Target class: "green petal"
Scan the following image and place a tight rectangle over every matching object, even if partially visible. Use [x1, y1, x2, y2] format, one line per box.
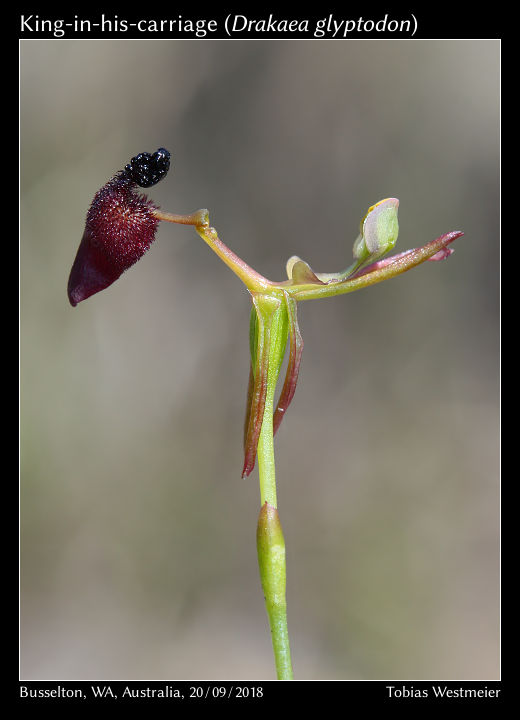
[354, 197, 399, 262]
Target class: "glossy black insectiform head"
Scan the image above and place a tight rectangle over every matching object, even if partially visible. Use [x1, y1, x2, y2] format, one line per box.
[123, 148, 171, 188]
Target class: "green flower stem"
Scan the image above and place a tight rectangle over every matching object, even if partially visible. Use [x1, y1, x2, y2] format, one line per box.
[257, 502, 293, 680]
[256, 354, 277, 507]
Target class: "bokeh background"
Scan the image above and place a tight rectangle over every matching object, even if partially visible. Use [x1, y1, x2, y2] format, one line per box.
[20, 40, 499, 680]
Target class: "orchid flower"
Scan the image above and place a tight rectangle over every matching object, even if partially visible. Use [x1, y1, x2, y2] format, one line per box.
[67, 149, 463, 680]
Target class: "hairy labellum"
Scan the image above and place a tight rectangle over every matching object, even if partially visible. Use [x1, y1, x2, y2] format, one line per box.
[67, 149, 172, 306]
[67, 173, 160, 306]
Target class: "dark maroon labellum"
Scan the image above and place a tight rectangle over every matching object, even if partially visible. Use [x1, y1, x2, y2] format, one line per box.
[67, 173, 160, 306]
[68, 149, 172, 306]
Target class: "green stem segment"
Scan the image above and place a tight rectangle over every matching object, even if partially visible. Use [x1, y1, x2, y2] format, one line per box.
[257, 502, 293, 680]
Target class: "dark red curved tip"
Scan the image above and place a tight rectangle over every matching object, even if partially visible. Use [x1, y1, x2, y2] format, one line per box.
[67, 227, 125, 306]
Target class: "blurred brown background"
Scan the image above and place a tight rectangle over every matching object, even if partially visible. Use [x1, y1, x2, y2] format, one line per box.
[20, 40, 499, 680]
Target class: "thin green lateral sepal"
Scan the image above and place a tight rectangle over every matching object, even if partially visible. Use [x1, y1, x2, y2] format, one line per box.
[273, 293, 303, 437]
[242, 295, 289, 478]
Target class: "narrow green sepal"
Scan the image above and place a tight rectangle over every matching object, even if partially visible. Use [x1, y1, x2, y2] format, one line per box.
[242, 295, 289, 477]
[273, 293, 303, 436]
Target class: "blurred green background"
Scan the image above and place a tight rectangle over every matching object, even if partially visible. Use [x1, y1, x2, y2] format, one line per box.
[20, 40, 499, 680]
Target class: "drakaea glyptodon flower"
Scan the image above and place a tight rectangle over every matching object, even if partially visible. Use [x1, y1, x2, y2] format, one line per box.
[67, 149, 463, 477]
[67, 149, 463, 681]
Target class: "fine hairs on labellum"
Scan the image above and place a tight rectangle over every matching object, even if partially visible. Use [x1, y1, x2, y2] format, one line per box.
[67, 148, 171, 306]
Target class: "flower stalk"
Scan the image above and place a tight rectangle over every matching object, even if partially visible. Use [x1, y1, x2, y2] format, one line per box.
[257, 502, 293, 680]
